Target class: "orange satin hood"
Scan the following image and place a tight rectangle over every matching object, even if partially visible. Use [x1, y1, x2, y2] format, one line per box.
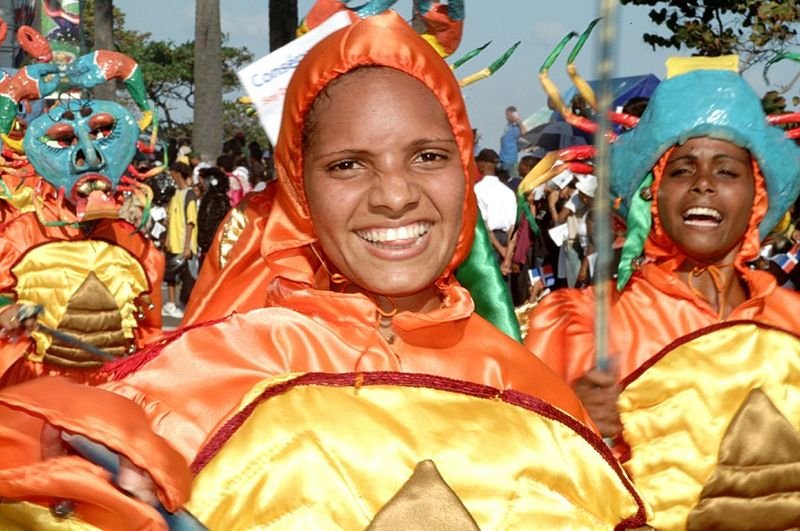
[644, 151, 768, 278]
[265, 11, 477, 290]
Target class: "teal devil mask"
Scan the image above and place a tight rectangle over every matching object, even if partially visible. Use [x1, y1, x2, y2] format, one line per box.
[23, 98, 139, 204]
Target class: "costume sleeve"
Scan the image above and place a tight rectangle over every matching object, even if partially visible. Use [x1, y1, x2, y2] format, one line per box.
[0, 377, 191, 530]
[524, 287, 596, 383]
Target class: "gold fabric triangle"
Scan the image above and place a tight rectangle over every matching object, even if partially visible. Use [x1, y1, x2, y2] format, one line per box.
[367, 460, 480, 531]
[687, 388, 800, 530]
[45, 272, 128, 366]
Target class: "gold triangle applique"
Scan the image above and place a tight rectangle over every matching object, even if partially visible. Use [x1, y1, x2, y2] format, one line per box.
[44, 272, 129, 366]
[366, 459, 480, 530]
[687, 388, 800, 530]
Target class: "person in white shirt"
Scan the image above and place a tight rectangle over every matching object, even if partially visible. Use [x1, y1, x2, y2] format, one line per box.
[474, 148, 518, 265]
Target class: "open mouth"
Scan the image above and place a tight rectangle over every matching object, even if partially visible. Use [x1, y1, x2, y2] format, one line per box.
[682, 206, 722, 227]
[357, 221, 432, 249]
[70, 174, 119, 220]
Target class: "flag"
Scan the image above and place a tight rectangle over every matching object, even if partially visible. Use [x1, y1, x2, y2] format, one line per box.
[771, 244, 800, 274]
[529, 265, 556, 287]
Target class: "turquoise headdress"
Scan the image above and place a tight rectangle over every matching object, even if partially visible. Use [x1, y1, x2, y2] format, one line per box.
[612, 68, 800, 289]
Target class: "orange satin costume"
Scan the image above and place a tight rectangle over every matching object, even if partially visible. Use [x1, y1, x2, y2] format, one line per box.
[181, 185, 276, 324]
[0, 12, 653, 530]
[0, 211, 164, 386]
[526, 158, 800, 384]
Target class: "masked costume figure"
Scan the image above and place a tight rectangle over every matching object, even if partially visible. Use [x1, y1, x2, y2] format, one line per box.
[0, 96, 163, 387]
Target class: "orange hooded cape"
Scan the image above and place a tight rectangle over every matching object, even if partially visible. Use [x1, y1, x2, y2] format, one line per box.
[526, 154, 800, 384]
[0, 13, 623, 530]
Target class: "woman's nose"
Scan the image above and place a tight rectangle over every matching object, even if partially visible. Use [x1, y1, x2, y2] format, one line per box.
[368, 170, 420, 213]
[690, 166, 716, 194]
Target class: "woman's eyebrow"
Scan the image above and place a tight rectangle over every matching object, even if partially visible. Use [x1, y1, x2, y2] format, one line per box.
[405, 138, 458, 149]
[666, 154, 697, 164]
[312, 148, 367, 159]
[712, 152, 750, 163]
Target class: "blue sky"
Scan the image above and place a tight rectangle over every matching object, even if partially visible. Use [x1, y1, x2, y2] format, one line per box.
[115, 1, 788, 151]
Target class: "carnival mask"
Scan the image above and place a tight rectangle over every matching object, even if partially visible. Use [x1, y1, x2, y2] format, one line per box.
[23, 98, 139, 219]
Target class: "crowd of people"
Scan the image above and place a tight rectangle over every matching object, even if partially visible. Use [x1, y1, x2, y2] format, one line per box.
[135, 136, 274, 319]
[0, 6, 799, 531]
[474, 92, 800, 312]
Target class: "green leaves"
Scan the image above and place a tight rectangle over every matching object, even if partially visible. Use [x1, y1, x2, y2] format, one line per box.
[620, 0, 800, 72]
[83, 0, 254, 134]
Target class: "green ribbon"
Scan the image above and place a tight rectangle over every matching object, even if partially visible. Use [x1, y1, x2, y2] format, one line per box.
[763, 51, 800, 85]
[616, 172, 654, 291]
[0, 295, 13, 307]
[567, 18, 601, 64]
[487, 41, 521, 75]
[456, 216, 522, 342]
[539, 31, 577, 73]
[517, 197, 541, 236]
[451, 41, 491, 70]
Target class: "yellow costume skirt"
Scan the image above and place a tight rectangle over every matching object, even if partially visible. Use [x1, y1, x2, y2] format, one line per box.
[618, 321, 800, 530]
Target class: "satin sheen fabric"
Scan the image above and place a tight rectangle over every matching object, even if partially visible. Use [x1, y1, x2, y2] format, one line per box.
[0, 12, 614, 529]
[187, 373, 647, 529]
[618, 322, 800, 530]
[0, 212, 164, 385]
[525, 144, 800, 529]
[526, 263, 800, 384]
[181, 187, 276, 325]
[525, 159, 800, 383]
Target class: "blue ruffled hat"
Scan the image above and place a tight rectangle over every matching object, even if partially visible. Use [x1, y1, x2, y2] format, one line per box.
[611, 69, 800, 240]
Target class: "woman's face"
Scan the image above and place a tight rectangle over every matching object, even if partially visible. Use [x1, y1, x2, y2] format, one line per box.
[304, 68, 465, 298]
[658, 137, 755, 264]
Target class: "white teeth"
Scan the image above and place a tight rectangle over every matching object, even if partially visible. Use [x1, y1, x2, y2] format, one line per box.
[684, 207, 722, 221]
[358, 222, 431, 243]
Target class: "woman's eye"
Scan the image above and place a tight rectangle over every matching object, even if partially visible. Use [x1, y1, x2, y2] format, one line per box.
[416, 151, 448, 163]
[669, 166, 691, 177]
[327, 160, 359, 172]
[717, 167, 739, 177]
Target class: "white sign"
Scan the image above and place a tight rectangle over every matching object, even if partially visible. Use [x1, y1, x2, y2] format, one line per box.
[237, 11, 353, 145]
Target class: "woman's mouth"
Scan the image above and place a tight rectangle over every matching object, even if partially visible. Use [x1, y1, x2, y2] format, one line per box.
[682, 206, 722, 227]
[357, 221, 432, 249]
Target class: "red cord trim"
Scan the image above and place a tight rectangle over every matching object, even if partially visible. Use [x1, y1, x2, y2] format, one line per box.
[620, 319, 800, 389]
[101, 316, 230, 380]
[190, 371, 648, 528]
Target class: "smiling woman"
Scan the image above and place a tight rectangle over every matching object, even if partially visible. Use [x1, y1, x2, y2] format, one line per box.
[304, 67, 465, 314]
[658, 137, 755, 267]
[0, 11, 650, 530]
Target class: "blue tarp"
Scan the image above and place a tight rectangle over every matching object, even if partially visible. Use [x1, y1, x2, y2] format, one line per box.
[562, 73, 661, 111]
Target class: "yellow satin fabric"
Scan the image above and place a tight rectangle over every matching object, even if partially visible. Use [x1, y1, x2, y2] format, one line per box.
[189, 375, 648, 530]
[0, 181, 34, 214]
[686, 388, 800, 530]
[618, 322, 800, 530]
[12, 240, 149, 357]
[526, 263, 800, 384]
[0, 502, 99, 530]
[217, 204, 247, 269]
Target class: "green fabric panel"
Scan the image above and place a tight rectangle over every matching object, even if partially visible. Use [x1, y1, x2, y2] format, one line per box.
[456, 216, 522, 343]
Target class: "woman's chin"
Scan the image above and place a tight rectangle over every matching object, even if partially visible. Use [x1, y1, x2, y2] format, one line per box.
[356, 275, 441, 308]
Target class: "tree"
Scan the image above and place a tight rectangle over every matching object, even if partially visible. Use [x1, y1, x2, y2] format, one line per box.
[92, 0, 116, 100]
[269, 0, 298, 51]
[81, 1, 254, 142]
[620, 0, 800, 72]
[193, 0, 224, 161]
